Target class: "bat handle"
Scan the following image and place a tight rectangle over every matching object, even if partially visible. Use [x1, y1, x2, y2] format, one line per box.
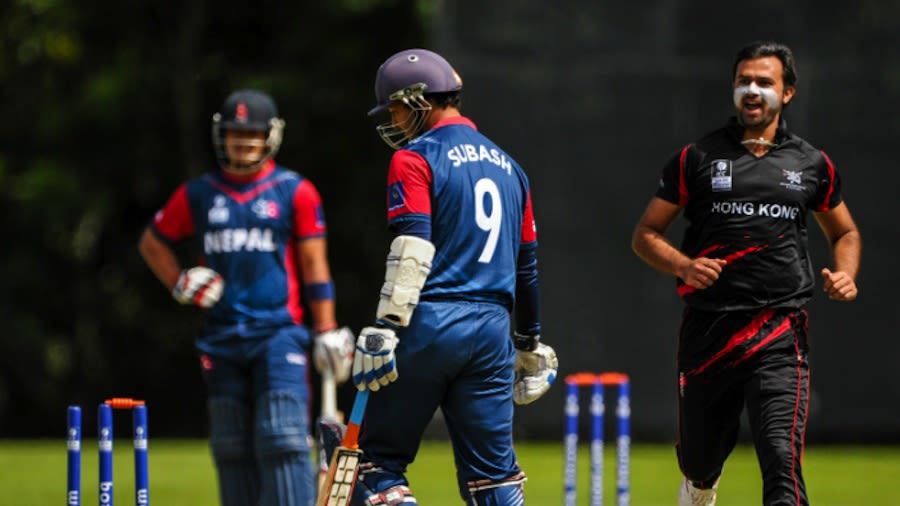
[342, 389, 369, 448]
[321, 370, 337, 420]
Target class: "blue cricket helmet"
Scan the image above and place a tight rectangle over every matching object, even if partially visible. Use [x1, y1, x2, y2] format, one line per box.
[217, 89, 280, 131]
[368, 49, 463, 116]
[211, 89, 285, 171]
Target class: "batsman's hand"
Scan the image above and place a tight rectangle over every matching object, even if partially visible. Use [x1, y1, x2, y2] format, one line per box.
[172, 266, 224, 308]
[512, 334, 558, 405]
[313, 326, 355, 383]
[352, 325, 399, 392]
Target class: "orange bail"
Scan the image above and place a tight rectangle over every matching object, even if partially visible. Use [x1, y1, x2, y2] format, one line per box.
[596, 372, 629, 385]
[564, 371, 629, 386]
[104, 398, 146, 409]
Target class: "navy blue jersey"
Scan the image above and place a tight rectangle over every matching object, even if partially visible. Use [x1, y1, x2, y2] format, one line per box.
[656, 118, 843, 311]
[385, 117, 537, 309]
[151, 160, 327, 325]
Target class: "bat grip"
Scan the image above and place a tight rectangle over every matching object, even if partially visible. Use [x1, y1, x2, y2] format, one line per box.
[342, 389, 370, 448]
[321, 370, 337, 420]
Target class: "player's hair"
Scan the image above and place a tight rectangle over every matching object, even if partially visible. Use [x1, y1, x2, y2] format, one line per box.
[732, 41, 798, 88]
[428, 91, 462, 110]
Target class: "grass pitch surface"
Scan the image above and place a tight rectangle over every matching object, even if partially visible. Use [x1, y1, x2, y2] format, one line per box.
[2, 439, 897, 504]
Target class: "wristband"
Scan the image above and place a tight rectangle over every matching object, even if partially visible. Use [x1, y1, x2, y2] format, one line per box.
[512, 332, 540, 352]
[303, 281, 335, 301]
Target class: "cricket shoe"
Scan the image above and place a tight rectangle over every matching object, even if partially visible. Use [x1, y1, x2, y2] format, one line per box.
[678, 477, 718, 506]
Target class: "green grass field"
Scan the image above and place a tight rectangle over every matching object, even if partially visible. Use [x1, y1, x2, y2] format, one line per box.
[2, 439, 898, 505]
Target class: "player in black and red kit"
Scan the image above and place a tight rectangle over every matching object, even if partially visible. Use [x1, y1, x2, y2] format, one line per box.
[632, 41, 861, 506]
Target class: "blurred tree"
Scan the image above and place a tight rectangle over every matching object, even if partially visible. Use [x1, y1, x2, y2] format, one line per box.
[0, 0, 430, 436]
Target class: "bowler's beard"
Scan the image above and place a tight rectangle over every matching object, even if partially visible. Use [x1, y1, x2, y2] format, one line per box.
[736, 104, 780, 131]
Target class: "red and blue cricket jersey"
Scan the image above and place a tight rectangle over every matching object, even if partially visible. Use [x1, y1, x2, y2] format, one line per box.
[357, 116, 540, 491]
[385, 116, 538, 310]
[150, 159, 326, 327]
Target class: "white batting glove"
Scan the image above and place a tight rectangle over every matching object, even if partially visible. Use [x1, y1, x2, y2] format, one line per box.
[352, 326, 399, 392]
[512, 334, 558, 405]
[172, 266, 224, 308]
[313, 326, 355, 384]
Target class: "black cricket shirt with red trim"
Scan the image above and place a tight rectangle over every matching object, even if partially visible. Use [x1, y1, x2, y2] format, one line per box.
[656, 117, 843, 312]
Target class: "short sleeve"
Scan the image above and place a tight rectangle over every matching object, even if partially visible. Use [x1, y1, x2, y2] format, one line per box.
[656, 144, 693, 206]
[813, 151, 843, 212]
[151, 184, 194, 242]
[292, 179, 327, 239]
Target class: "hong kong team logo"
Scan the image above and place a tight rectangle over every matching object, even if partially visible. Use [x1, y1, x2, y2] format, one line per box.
[783, 170, 801, 184]
[780, 169, 805, 191]
[710, 159, 733, 192]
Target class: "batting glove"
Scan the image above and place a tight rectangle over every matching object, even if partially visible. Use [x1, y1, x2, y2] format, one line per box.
[512, 334, 558, 405]
[172, 266, 224, 308]
[352, 324, 399, 392]
[313, 326, 355, 384]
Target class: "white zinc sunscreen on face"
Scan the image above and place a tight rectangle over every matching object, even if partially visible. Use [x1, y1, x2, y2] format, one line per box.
[734, 82, 779, 110]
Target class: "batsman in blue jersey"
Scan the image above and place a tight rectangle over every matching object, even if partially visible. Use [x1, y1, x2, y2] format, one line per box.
[337, 49, 558, 506]
[138, 89, 354, 506]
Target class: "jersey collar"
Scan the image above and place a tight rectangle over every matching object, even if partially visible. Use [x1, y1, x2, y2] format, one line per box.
[220, 158, 276, 183]
[725, 116, 789, 146]
[431, 116, 477, 131]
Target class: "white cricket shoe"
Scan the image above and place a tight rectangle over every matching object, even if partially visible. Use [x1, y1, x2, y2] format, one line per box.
[678, 478, 718, 506]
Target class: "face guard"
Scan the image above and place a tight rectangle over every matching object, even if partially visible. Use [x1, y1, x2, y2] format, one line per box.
[211, 115, 285, 172]
[211, 89, 285, 173]
[368, 49, 463, 150]
[375, 83, 432, 150]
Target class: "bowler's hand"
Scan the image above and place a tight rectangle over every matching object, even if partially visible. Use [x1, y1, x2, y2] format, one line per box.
[678, 257, 728, 289]
[821, 268, 858, 301]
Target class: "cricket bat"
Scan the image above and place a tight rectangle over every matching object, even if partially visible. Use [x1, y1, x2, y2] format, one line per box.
[316, 388, 370, 506]
[320, 369, 338, 422]
[317, 369, 342, 489]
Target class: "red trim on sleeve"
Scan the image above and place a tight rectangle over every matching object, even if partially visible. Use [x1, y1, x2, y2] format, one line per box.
[678, 144, 691, 207]
[817, 151, 837, 212]
[153, 184, 194, 241]
[387, 149, 433, 221]
[292, 179, 327, 239]
[284, 239, 303, 324]
[521, 190, 537, 243]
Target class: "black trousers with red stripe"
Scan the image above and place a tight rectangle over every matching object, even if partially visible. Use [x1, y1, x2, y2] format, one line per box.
[676, 307, 811, 506]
